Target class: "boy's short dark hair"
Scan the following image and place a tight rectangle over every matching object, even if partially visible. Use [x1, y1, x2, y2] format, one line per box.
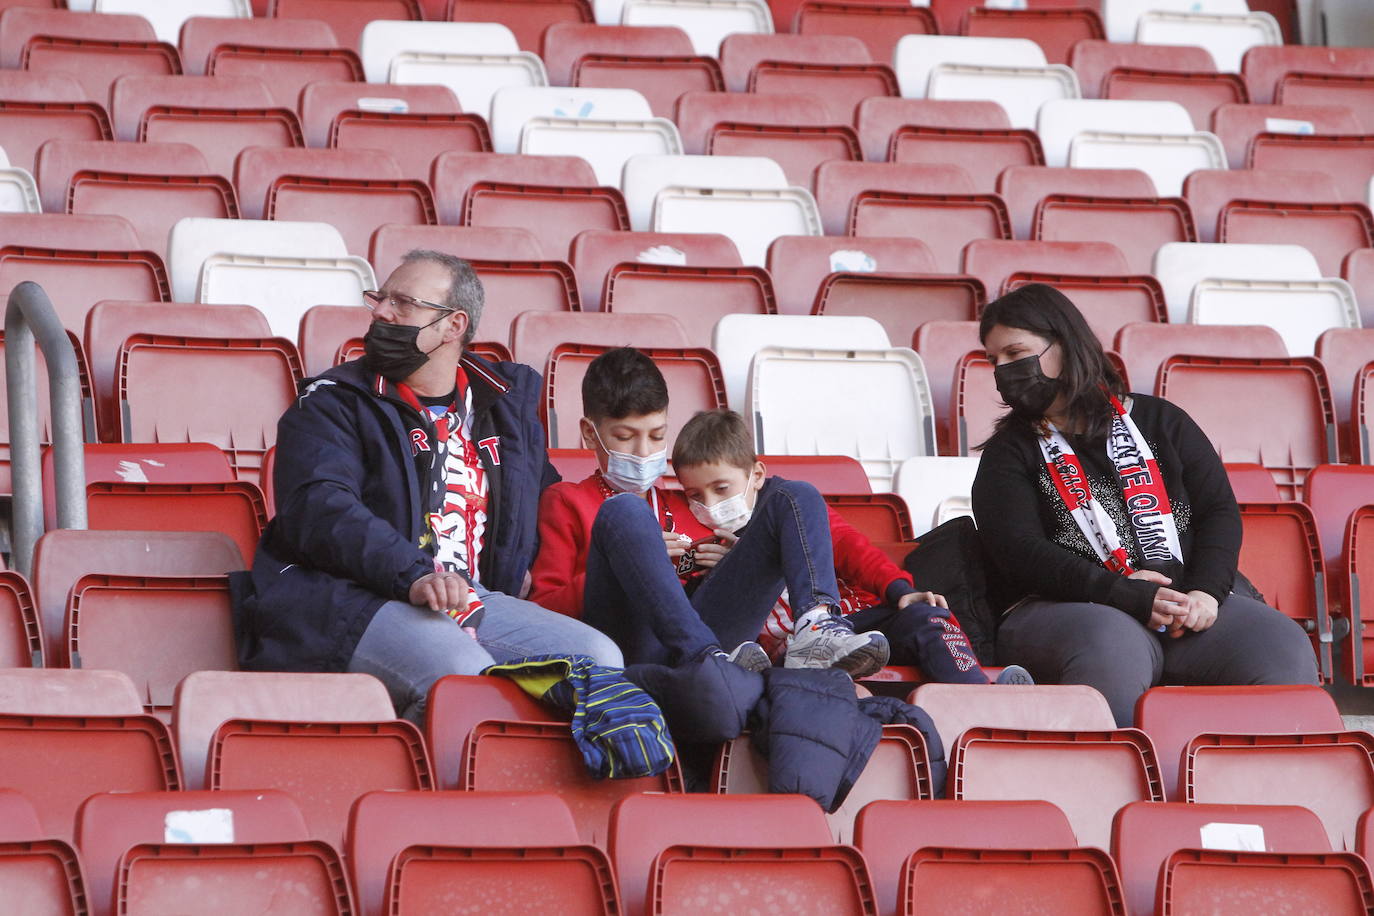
[581, 347, 669, 421]
[673, 409, 757, 471]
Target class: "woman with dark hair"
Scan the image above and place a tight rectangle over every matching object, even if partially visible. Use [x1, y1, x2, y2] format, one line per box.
[970, 283, 1318, 726]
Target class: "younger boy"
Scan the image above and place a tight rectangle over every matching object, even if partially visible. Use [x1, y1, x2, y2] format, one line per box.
[529, 348, 889, 675]
[674, 410, 1028, 685]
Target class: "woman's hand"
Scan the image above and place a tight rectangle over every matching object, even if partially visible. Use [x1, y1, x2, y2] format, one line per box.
[899, 590, 949, 610]
[1129, 569, 1190, 632]
[693, 529, 738, 569]
[1176, 590, 1220, 636]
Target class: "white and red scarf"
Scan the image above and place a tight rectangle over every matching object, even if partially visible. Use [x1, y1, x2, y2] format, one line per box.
[1038, 395, 1182, 575]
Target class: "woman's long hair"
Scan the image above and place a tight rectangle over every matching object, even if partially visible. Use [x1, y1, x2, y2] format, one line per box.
[978, 283, 1127, 443]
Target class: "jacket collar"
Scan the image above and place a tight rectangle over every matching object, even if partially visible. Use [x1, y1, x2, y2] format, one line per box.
[356, 351, 511, 413]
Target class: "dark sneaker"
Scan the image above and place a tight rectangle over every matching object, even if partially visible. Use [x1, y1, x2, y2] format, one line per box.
[784, 607, 890, 679]
[726, 641, 772, 672]
[995, 664, 1035, 685]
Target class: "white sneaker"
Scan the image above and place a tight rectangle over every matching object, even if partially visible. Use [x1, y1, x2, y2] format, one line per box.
[784, 607, 890, 678]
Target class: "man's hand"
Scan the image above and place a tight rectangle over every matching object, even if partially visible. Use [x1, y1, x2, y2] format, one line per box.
[694, 529, 738, 569]
[409, 570, 470, 614]
[663, 531, 688, 560]
[898, 590, 949, 610]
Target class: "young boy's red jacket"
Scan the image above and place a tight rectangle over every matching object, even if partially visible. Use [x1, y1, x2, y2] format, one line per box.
[528, 473, 917, 619]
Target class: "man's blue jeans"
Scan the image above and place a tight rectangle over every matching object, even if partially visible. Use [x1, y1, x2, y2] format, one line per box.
[582, 477, 841, 666]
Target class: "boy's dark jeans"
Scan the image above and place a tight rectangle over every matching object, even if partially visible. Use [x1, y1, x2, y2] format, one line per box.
[583, 477, 841, 666]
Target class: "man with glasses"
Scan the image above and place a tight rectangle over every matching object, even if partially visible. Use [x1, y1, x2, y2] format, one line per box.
[231, 249, 622, 723]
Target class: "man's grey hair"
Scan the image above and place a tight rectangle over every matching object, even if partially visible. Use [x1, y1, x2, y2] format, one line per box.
[402, 249, 484, 344]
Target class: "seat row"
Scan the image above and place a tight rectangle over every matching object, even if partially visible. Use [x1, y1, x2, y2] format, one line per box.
[0, 670, 1369, 915]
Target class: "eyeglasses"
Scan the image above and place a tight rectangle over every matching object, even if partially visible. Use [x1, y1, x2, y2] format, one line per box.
[362, 290, 454, 315]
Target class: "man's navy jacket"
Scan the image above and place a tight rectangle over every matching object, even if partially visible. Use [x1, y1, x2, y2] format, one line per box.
[230, 353, 558, 672]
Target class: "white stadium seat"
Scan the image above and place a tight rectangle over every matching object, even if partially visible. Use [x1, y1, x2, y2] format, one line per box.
[1190, 278, 1361, 357]
[712, 313, 890, 410]
[1152, 241, 1322, 325]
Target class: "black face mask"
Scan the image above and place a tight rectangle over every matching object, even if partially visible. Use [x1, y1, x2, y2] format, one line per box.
[993, 344, 1059, 418]
[362, 314, 448, 381]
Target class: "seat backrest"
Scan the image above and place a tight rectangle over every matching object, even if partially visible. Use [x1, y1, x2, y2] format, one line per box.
[1159, 847, 1374, 916]
[997, 164, 1155, 240]
[1113, 801, 1330, 916]
[893, 455, 981, 537]
[30, 529, 241, 674]
[1210, 102, 1361, 170]
[893, 33, 1046, 98]
[621, 152, 787, 232]
[173, 670, 397, 790]
[766, 234, 936, 316]
[673, 89, 826, 155]
[1225, 462, 1283, 501]
[1160, 356, 1334, 498]
[1243, 44, 1374, 104]
[1152, 241, 1321, 325]
[370, 224, 542, 283]
[541, 21, 692, 86]
[432, 149, 597, 219]
[358, 18, 511, 82]
[76, 789, 308, 916]
[0, 211, 138, 250]
[569, 228, 740, 311]
[0, 571, 40, 669]
[33, 138, 208, 214]
[297, 304, 370, 377]
[813, 159, 974, 237]
[0, 667, 142, 716]
[1238, 500, 1332, 679]
[348, 790, 580, 916]
[610, 793, 833, 916]
[856, 96, 1008, 164]
[1103, 0, 1249, 43]
[298, 79, 459, 148]
[911, 683, 1116, 753]
[509, 310, 689, 372]
[1135, 684, 1343, 802]
[855, 798, 1075, 916]
[179, 15, 338, 76]
[718, 32, 871, 92]
[424, 675, 564, 791]
[1037, 98, 1193, 167]
[108, 72, 274, 142]
[1183, 167, 1342, 243]
[0, 7, 155, 69]
[1069, 38, 1217, 99]
[1114, 321, 1286, 397]
[0, 246, 169, 335]
[167, 215, 348, 304]
[233, 145, 402, 220]
[961, 239, 1127, 300]
[1189, 277, 1360, 358]
[1306, 464, 1374, 574]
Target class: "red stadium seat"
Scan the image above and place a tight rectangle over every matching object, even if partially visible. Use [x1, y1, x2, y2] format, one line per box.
[813, 274, 982, 345]
[570, 228, 740, 311]
[370, 224, 544, 282]
[1184, 730, 1374, 851]
[0, 99, 111, 174]
[1345, 248, 1374, 330]
[1105, 69, 1247, 133]
[423, 675, 563, 790]
[108, 72, 275, 142]
[1159, 356, 1334, 500]
[33, 137, 209, 217]
[269, 0, 420, 52]
[0, 211, 136, 250]
[84, 301, 270, 443]
[349, 791, 598, 916]
[855, 799, 1075, 916]
[814, 160, 975, 236]
[997, 164, 1156, 241]
[544, 344, 726, 447]
[713, 725, 935, 844]
[1219, 200, 1373, 279]
[1005, 273, 1165, 350]
[0, 7, 153, 69]
[752, 60, 898, 125]
[1114, 322, 1287, 400]
[300, 80, 461, 147]
[604, 263, 776, 349]
[913, 320, 981, 456]
[674, 89, 827, 156]
[179, 15, 340, 76]
[330, 110, 490, 184]
[653, 844, 876, 916]
[1318, 328, 1374, 461]
[66, 171, 238, 267]
[77, 789, 309, 916]
[119, 841, 354, 916]
[23, 36, 180, 111]
[0, 789, 86, 915]
[1248, 133, 1374, 207]
[825, 492, 914, 542]
[1278, 72, 1374, 134]
[852, 192, 1011, 272]
[856, 96, 1009, 164]
[795, 0, 936, 65]
[611, 794, 834, 916]
[270, 175, 436, 259]
[1242, 45, 1374, 106]
[710, 123, 860, 188]
[232, 144, 402, 218]
[904, 847, 1126, 916]
[116, 333, 302, 485]
[450, 0, 592, 52]
[767, 234, 936, 316]
[718, 32, 872, 94]
[0, 571, 40, 669]
[928, 0, 1095, 36]
[961, 239, 1128, 300]
[1210, 103, 1361, 171]
[1346, 506, 1374, 685]
[207, 44, 362, 114]
[1158, 848, 1374, 916]
[964, 7, 1104, 65]
[1183, 168, 1342, 243]
[1238, 501, 1334, 680]
[950, 726, 1164, 849]
[909, 681, 1115, 754]
[509, 310, 689, 371]
[1134, 685, 1344, 802]
[468, 258, 581, 344]
[758, 454, 872, 494]
[1032, 194, 1195, 275]
[0, 246, 168, 335]
[1305, 464, 1374, 576]
[1113, 801, 1332, 916]
[298, 304, 370, 377]
[544, 22, 723, 119]
[889, 126, 1044, 193]
[1226, 463, 1282, 502]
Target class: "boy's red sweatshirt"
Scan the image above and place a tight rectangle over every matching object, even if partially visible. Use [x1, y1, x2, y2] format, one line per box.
[529, 473, 915, 619]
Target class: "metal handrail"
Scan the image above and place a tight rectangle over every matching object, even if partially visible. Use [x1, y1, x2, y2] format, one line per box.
[5, 281, 86, 577]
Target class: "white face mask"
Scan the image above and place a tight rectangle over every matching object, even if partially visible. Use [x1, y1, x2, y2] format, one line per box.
[594, 427, 667, 494]
[690, 489, 754, 533]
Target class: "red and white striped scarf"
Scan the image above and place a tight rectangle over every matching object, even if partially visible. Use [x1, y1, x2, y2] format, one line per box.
[1038, 395, 1182, 575]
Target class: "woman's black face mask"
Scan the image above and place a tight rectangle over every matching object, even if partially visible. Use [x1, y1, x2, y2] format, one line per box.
[993, 341, 1058, 418]
[362, 312, 449, 381]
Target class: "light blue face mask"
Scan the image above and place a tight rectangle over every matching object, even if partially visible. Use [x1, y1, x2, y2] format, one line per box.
[594, 427, 668, 493]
